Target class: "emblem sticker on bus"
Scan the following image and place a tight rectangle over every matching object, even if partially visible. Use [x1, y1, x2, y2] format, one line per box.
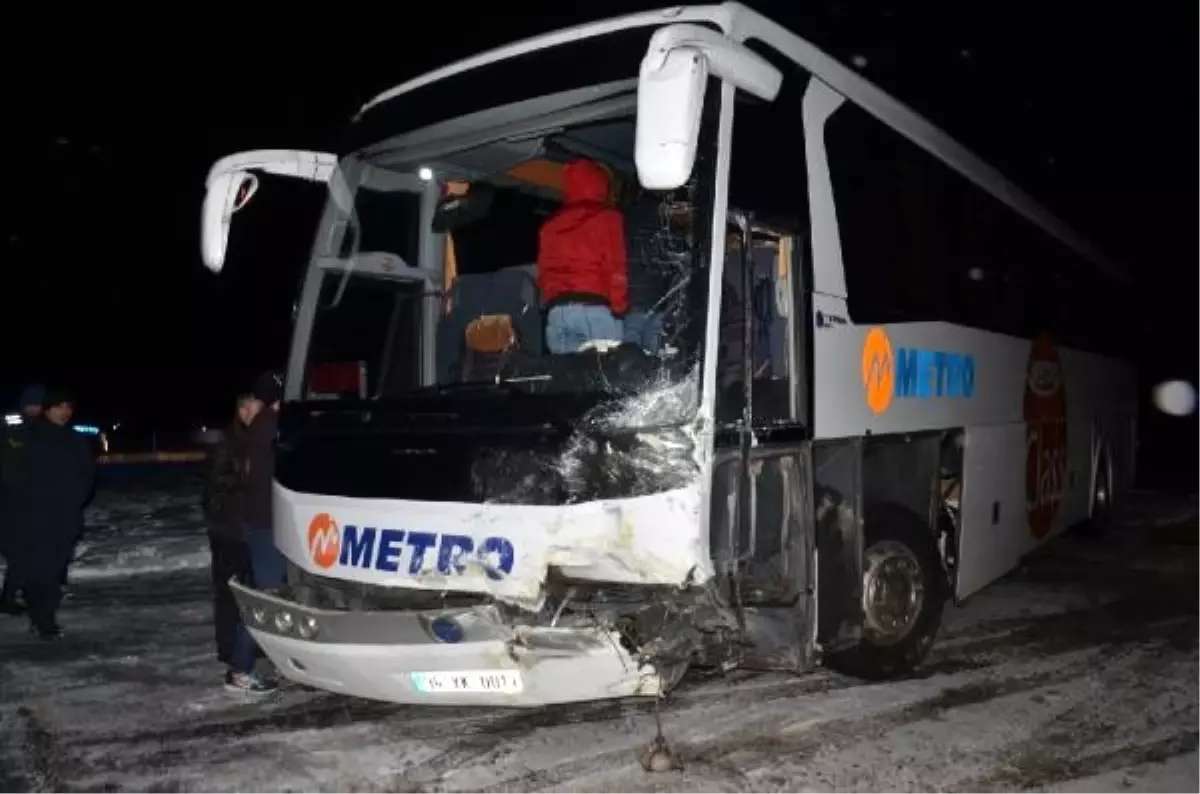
[1024, 334, 1068, 539]
[861, 327, 976, 415]
[306, 513, 517, 580]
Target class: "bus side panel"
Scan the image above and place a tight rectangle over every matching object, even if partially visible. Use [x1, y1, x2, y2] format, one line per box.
[956, 424, 1026, 600]
[812, 321, 1026, 441]
[814, 322, 1135, 601]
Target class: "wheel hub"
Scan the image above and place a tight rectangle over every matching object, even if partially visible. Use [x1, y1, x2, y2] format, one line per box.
[861, 541, 925, 645]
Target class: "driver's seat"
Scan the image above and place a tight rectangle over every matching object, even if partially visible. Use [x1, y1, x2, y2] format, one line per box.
[461, 314, 518, 382]
[438, 265, 542, 381]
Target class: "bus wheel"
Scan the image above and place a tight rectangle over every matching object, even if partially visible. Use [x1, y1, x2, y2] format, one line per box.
[1075, 454, 1112, 538]
[827, 504, 947, 681]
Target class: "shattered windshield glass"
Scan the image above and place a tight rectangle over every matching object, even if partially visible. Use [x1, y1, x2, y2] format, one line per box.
[301, 107, 719, 430]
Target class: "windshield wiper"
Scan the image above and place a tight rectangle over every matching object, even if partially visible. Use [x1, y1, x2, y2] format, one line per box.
[394, 378, 545, 399]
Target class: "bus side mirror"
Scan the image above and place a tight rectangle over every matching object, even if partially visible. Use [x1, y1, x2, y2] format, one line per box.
[636, 48, 709, 191]
[635, 24, 783, 191]
[201, 170, 259, 273]
[199, 149, 340, 274]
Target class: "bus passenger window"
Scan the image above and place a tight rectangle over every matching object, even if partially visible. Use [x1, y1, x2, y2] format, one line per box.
[717, 229, 748, 424]
[716, 226, 797, 426]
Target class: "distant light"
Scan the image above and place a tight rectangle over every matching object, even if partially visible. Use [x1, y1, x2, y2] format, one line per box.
[850, 54, 868, 69]
[1153, 380, 1197, 417]
[3, 414, 20, 426]
[967, 267, 985, 282]
[417, 167, 434, 182]
[73, 424, 100, 435]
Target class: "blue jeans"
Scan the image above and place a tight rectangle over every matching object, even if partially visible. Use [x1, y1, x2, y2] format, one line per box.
[230, 526, 288, 674]
[622, 310, 664, 353]
[545, 304, 623, 354]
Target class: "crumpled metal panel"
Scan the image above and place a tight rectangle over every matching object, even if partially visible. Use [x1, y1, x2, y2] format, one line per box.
[274, 369, 714, 611]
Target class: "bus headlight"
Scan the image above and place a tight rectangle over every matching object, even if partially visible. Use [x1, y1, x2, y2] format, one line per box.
[297, 615, 320, 640]
[274, 611, 295, 633]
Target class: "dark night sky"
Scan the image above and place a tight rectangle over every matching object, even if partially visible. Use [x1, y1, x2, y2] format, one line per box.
[2, 1, 1196, 433]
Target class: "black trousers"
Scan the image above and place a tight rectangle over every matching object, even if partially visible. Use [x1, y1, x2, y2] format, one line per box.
[208, 530, 252, 665]
[0, 522, 16, 606]
[13, 545, 72, 633]
[0, 554, 19, 606]
[2, 549, 73, 607]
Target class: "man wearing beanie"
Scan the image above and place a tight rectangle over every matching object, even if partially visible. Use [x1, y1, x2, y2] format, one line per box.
[225, 371, 284, 693]
[3, 389, 93, 639]
[0, 383, 48, 615]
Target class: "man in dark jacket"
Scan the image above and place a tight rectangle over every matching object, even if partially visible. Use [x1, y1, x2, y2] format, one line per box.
[4, 389, 94, 639]
[1, 384, 47, 615]
[226, 371, 285, 693]
[203, 394, 258, 666]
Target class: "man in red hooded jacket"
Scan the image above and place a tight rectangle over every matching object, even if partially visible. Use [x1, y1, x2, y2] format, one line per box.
[536, 159, 628, 354]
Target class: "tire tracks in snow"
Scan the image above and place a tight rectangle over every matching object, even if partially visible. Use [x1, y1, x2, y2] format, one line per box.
[6, 706, 67, 793]
[56, 583, 1191, 791]
[480, 588, 1195, 792]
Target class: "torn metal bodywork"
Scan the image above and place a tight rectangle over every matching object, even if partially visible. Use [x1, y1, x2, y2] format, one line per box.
[231, 580, 669, 706]
[246, 369, 785, 702]
[253, 313, 827, 704]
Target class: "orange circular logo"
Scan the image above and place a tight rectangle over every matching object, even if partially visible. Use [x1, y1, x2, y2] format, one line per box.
[308, 513, 341, 569]
[1024, 334, 1068, 540]
[862, 327, 895, 415]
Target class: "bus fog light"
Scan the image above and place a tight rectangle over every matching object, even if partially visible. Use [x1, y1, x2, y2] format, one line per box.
[274, 611, 295, 633]
[297, 615, 319, 639]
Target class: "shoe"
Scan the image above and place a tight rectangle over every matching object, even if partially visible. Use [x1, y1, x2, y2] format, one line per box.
[257, 659, 281, 684]
[28, 625, 63, 641]
[224, 670, 278, 694]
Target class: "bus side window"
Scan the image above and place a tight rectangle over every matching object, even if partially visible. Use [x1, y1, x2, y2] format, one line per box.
[828, 102, 1124, 357]
[748, 235, 796, 424]
[725, 48, 811, 429]
[716, 229, 748, 425]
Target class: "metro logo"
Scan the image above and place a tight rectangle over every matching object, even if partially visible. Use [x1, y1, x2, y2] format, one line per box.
[306, 516, 517, 581]
[862, 328, 895, 414]
[862, 327, 976, 415]
[308, 513, 341, 569]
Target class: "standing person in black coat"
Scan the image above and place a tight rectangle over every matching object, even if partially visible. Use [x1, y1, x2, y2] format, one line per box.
[1, 384, 47, 616]
[226, 371, 284, 694]
[202, 394, 259, 666]
[4, 390, 94, 640]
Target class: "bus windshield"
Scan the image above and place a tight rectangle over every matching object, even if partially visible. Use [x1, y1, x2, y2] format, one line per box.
[295, 89, 720, 429]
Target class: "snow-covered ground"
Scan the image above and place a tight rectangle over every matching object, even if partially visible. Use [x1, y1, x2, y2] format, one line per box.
[0, 469, 1195, 792]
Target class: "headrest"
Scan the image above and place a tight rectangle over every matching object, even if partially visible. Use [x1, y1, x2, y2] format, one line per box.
[465, 314, 515, 354]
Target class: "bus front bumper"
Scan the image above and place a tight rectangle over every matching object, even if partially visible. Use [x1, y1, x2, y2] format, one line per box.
[229, 580, 665, 707]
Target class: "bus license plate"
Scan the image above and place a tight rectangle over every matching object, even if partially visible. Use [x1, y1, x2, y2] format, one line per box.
[411, 670, 524, 694]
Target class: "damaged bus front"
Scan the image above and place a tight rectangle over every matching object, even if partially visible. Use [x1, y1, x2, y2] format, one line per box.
[200, 12, 802, 706]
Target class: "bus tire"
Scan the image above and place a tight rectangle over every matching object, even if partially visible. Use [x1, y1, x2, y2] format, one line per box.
[826, 503, 947, 681]
[1074, 453, 1113, 539]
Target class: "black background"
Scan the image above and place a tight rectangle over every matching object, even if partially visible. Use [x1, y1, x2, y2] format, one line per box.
[1, 1, 1194, 482]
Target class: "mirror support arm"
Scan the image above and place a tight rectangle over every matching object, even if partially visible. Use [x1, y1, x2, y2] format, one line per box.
[642, 24, 782, 102]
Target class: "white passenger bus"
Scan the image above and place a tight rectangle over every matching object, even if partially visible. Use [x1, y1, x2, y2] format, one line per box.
[200, 2, 1135, 706]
